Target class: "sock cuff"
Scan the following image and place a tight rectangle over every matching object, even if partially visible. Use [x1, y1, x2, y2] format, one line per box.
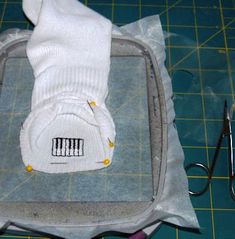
[31, 66, 109, 109]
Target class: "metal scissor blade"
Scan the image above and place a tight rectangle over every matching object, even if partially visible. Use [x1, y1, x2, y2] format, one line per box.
[223, 100, 235, 200]
[223, 100, 231, 136]
[210, 101, 232, 179]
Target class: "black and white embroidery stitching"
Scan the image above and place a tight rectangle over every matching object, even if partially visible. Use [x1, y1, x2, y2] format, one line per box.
[52, 138, 84, 157]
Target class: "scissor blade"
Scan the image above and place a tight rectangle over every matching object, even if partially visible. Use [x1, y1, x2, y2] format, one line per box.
[223, 100, 231, 136]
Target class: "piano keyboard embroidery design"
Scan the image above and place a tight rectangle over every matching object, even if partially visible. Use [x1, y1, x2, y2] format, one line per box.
[52, 138, 84, 157]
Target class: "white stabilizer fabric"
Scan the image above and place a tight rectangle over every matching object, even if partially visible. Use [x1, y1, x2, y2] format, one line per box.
[20, 0, 115, 173]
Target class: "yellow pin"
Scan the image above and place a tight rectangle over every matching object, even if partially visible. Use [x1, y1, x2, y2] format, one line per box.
[89, 101, 97, 107]
[26, 165, 33, 172]
[108, 139, 115, 148]
[103, 159, 110, 166]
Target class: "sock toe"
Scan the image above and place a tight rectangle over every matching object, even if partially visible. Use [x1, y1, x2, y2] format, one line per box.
[20, 102, 114, 173]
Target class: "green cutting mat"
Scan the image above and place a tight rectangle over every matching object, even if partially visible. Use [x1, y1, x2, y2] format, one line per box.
[0, 0, 235, 238]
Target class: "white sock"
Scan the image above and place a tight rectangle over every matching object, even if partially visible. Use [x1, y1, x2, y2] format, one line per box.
[20, 0, 115, 173]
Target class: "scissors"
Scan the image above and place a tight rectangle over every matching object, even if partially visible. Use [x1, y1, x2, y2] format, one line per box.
[185, 100, 235, 201]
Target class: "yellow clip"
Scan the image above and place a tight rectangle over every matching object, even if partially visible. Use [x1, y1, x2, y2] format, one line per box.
[103, 159, 110, 166]
[108, 139, 115, 148]
[26, 165, 33, 172]
[89, 101, 97, 107]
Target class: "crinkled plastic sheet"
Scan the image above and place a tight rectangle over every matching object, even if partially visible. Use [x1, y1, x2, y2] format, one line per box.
[164, 27, 235, 200]
[0, 16, 200, 238]
[165, 30, 235, 147]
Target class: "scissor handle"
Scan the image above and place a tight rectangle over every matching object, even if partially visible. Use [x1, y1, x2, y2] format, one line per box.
[185, 163, 211, 196]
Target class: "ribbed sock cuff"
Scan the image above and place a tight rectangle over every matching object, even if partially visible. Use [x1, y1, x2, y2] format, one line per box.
[31, 66, 109, 108]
